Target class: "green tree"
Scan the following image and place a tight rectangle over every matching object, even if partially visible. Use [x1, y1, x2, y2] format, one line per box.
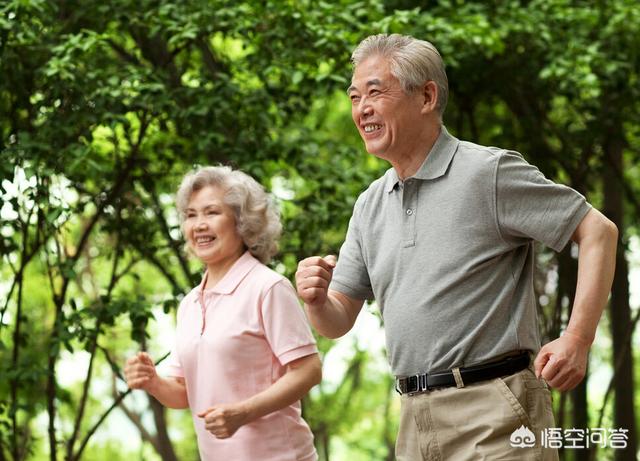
[2, 1, 639, 460]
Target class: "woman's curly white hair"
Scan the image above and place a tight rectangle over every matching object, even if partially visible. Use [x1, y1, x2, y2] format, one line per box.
[176, 166, 282, 264]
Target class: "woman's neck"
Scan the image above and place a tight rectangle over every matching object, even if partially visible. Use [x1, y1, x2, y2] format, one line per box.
[203, 249, 246, 290]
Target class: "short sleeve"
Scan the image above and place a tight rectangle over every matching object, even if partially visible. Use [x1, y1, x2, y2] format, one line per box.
[163, 345, 184, 378]
[496, 151, 592, 252]
[330, 194, 374, 300]
[261, 279, 318, 366]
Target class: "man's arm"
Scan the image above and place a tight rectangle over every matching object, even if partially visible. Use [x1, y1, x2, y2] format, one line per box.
[295, 256, 365, 338]
[534, 208, 618, 391]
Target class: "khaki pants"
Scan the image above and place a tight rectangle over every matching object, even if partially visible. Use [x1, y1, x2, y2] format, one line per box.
[395, 367, 559, 461]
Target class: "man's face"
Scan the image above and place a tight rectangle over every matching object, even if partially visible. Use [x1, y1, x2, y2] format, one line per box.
[348, 55, 426, 161]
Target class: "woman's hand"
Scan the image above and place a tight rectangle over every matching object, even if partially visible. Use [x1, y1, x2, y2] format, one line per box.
[124, 352, 158, 391]
[198, 402, 250, 439]
[123, 352, 189, 409]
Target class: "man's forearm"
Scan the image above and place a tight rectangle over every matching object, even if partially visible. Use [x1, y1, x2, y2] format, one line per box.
[566, 217, 618, 343]
[305, 291, 363, 339]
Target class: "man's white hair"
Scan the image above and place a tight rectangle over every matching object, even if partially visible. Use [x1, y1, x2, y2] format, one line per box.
[351, 34, 449, 117]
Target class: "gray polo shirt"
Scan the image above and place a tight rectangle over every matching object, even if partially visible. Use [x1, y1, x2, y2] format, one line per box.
[330, 126, 591, 377]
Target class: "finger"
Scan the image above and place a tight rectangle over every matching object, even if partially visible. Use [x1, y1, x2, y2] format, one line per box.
[299, 276, 330, 290]
[323, 255, 337, 267]
[139, 352, 154, 365]
[546, 369, 568, 389]
[300, 265, 333, 282]
[562, 375, 584, 392]
[299, 256, 335, 272]
[134, 368, 155, 380]
[197, 409, 212, 418]
[127, 364, 156, 377]
[540, 355, 560, 381]
[127, 372, 153, 385]
[126, 355, 141, 366]
[548, 372, 572, 391]
[206, 419, 223, 432]
[554, 365, 585, 391]
[534, 350, 551, 378]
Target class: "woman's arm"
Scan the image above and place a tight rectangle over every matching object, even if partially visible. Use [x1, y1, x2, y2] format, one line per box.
[198, 353, 322, 438]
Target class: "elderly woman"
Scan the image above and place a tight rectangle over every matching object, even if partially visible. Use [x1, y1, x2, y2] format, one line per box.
[124, 166, 321, 461]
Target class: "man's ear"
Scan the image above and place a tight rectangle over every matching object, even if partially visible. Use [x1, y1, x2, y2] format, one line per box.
[420, 81, 439, 115]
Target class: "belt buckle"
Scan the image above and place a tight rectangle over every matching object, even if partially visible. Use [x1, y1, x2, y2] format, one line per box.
[420, 374, 429, 392]
[407, 374, 429, 396]
[395, 378, 403, 395]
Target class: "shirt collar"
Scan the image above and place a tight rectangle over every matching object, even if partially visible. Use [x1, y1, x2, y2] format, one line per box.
[194, 251, 259, 299]
[384, 125, 459, 193]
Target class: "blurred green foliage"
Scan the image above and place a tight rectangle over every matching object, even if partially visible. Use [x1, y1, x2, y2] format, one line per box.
[1, 1, 639, 460]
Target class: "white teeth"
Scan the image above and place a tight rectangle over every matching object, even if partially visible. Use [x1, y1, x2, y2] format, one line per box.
[196, 236, 214, 243]
[364, 124, 382, 133]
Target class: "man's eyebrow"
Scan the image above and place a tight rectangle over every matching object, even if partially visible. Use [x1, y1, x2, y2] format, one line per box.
[347, 79, 382, 94]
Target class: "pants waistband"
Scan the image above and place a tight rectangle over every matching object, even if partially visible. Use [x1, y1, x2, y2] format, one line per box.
[396, 352, 530, 395]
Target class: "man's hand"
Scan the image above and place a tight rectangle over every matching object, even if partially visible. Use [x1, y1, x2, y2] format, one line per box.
[534, 331, 591, 391]
[198, 403, 250, 439]
[295, 255, 336, 309]
[124, 352, 159, 391]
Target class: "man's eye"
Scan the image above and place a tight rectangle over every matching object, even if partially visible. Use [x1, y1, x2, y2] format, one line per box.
[370, 89, 380, 96]
[350, 95, 360, 103]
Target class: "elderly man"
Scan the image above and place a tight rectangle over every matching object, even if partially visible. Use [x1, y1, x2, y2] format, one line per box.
[295, 34, 618, 460]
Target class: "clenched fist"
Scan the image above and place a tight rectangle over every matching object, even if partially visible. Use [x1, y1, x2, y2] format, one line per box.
[295, 255, 336, 309]
[198, 403, 250, 439]
[124, 351, 158, 391]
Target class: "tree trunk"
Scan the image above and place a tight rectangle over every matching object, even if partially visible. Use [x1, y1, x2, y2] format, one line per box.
[603, 130, 637, 461]
[572, 377, 589, 461]
[149, 398, 179, 461]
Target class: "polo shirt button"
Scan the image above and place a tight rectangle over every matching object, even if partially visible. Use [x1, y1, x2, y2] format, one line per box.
[406, 208, 413, 216]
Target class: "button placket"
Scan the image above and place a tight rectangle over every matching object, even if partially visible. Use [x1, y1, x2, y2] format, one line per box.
[402, 180, 417, 247]
[198, 291, 207, 335]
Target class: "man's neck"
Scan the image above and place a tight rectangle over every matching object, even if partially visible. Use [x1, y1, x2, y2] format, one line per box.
[390, 123, 442, 180]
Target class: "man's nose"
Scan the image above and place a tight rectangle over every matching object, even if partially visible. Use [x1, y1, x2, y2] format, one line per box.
[358, 98, 373, 117]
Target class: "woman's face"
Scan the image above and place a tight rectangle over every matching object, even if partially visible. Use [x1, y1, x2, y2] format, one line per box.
[183, 185, 245, 269]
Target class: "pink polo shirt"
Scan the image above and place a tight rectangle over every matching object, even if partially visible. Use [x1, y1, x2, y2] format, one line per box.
[165, 252, 318, 461]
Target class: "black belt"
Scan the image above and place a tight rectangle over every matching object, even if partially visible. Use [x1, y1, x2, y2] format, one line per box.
[396, 352, 530, 395]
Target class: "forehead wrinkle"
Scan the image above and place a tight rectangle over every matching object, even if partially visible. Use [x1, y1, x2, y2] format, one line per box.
[348, 78, 384, 94]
